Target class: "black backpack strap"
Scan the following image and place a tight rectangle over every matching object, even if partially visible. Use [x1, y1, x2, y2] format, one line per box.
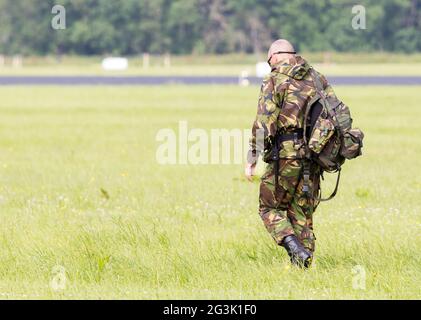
[317, 167, 341, 202]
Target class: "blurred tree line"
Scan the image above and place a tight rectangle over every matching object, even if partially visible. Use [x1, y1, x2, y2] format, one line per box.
[0, 0, 419, 55]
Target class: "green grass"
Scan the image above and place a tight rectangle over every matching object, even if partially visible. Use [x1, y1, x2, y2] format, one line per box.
[0, 85, 420, 299]
[1, 53, 421, 76]
[2, 63, 421, 77]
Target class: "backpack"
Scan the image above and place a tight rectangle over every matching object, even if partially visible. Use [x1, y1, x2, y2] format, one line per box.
[303, 69, 364, 201]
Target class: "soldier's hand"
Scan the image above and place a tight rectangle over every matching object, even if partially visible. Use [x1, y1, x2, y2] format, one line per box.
[245, 162, 256, 182]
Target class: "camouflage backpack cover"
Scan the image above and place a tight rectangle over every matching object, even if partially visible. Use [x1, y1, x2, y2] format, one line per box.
[303, 69, 364, 200]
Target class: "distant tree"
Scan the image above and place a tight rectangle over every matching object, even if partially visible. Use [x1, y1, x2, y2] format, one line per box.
[0, 0, 419, 55]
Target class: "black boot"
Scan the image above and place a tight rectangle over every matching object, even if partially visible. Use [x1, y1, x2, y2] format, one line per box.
[281, 235, 313, 268]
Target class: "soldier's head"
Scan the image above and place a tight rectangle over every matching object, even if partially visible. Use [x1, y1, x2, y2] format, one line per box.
[267, 39, 296, 66]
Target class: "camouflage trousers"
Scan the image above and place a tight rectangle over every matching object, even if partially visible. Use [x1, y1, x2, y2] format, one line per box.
[259, 159, 320, 252]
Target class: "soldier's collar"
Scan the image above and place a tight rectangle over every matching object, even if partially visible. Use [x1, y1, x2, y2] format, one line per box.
[270, 56, 300, 71]
[271, 60, 289, 71]
[271, 55, 306, 72]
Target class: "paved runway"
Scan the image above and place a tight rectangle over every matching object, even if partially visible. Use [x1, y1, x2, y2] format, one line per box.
[0, 75, 420, 86]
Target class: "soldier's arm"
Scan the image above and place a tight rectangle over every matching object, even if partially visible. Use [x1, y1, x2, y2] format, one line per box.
[247, 77, 284, 165]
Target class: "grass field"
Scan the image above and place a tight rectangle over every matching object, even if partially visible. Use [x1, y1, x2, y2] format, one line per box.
[1, 53, 421, 76]
[2, 63, 421, 77]
[0, 85, 420, 299]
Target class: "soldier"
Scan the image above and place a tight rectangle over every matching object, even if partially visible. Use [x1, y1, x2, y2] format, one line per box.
[245, 39, 337, 268]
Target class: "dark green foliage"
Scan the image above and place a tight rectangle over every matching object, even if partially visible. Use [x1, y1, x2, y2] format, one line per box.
[0, 0, 419, 55]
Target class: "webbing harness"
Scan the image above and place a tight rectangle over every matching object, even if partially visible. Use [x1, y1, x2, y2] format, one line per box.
[271, 69, 342, 205]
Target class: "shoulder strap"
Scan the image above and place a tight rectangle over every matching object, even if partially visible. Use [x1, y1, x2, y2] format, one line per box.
[310, 68, 341, 129]
[310, 68, 324, 93]
[302, 68, 324, 147]
[303, 93, 321, 146]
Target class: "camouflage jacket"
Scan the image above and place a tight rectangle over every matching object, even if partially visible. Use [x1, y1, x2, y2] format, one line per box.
[247, 55, 336, 164]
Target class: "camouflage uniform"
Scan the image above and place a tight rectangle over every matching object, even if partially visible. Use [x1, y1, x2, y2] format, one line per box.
[248, 56, 336, 252]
